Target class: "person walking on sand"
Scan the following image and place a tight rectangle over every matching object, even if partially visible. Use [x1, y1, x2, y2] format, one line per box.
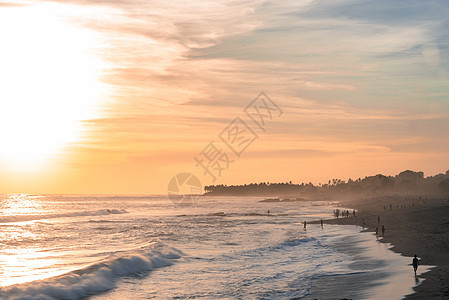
[303, 220, 307, 229]
[320, 219, 324, 228]
[381, 225, 385, 237]
[412, 255, 419, 276]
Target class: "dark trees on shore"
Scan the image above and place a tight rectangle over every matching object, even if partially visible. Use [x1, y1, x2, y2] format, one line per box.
[204, 170, 449, 197]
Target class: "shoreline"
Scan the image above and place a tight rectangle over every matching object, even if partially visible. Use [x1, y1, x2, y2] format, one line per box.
[312, 195, 449, 299]
[300, 224, 429, 300]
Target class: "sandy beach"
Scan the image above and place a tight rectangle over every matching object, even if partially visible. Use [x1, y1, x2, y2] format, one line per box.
[318, 195, 449, 299]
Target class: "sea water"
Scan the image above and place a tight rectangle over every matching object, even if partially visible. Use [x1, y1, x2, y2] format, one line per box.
[0, 195, 425, 299]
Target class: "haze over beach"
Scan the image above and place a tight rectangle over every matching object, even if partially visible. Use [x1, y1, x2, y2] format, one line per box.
[1, 0, 449, 299]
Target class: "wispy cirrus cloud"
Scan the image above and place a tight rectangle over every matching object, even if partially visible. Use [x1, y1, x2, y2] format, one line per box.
[3, 0, 449, 192]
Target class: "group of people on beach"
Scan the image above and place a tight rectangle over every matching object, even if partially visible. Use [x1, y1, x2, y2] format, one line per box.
[383, 203, 417, 210]
[333, 209, 355, 218]
[374, 225, 385, 237]
[302, 210, 420, 277]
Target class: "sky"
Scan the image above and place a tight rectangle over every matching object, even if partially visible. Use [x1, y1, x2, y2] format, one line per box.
[0, 0, 449, 194]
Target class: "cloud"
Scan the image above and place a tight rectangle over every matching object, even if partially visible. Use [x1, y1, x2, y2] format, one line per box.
[0, 1, 26, 6]
[421, 43, 441, 68]
[5, 0, 448, 192]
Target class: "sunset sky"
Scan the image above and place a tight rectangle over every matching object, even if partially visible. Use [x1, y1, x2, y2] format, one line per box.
[1, 0, 449, 194]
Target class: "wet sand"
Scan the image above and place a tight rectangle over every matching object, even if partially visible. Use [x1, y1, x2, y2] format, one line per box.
[302, 225, 432, 300]
[318, 195, 449, 299]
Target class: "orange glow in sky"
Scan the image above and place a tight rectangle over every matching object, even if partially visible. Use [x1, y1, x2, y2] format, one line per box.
[0, 0, 449, 194]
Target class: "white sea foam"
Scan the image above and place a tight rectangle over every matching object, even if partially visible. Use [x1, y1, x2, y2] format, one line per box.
[0, 209, 128, 223]
[0, 195, 425, 299]
[0, 241, 182, 300]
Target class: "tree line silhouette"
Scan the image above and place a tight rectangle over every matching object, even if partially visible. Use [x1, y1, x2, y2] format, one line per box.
[204, 170, 449, 197]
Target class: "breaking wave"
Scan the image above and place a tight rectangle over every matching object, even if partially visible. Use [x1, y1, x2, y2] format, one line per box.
[0, 209, 128, 223]
[0, 241, 183, 300]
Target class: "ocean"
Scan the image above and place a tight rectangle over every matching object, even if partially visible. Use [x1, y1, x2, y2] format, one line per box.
[0, 194, 422, 299]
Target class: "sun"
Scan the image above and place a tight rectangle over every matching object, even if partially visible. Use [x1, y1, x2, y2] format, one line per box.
[0, 3, 108, 169]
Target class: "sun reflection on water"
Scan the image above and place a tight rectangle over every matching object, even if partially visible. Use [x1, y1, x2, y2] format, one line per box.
[0, 194, 64, 286]
[0, 248, 63, 286]
[0, 194, 45, 217]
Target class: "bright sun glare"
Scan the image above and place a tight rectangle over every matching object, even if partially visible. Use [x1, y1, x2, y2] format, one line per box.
[0, 3, 107, 169]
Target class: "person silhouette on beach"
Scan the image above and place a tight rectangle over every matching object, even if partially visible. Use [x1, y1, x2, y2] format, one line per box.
[381, 225, 385, 237]
[304, 221, 307, 230]
[413, 255, 419, 276]
[320, 219, 323, 228]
